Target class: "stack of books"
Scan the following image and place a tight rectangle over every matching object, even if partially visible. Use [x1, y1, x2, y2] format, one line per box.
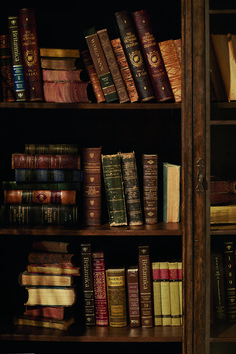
[14, 240, 80, 330]
[0, 143, 82, 226]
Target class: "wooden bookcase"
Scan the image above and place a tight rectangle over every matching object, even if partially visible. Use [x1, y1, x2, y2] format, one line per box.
[0, 0, 193, 353]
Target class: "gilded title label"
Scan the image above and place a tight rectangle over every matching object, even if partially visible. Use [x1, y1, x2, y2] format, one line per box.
[129, 50, 143, 68]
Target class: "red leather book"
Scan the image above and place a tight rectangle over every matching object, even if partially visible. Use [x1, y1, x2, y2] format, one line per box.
[12, 154, 81, 169]
[142, 154, 158, 224]
[24, 305, 73, 320]
[0, 34, 15, 102]
[126, 266, 141, 327]
[4, 190, 76, 205]
[19, 8, 43, 101]
[132, 9, 174, 102]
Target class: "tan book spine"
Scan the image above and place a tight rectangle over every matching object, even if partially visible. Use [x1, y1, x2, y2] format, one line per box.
[168, 262, 181, 326]
[160, 262, 171, 326]
[152, 262, 162, 326]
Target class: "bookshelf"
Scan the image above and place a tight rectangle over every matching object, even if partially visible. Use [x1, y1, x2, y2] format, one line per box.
[0, 0, 192, 353]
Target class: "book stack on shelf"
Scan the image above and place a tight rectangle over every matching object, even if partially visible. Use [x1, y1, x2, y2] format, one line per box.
[0, 143, 82, 226]
[14, 240, 80, 330]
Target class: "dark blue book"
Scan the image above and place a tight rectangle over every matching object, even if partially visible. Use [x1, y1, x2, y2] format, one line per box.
[15, 169, 83, 183]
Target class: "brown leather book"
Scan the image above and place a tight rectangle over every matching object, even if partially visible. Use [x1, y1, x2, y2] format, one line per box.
[19, 8, 43, 101]
[0, 35, 15, 102]
[4, 190, 76, 205]
[142, 154, 158, 224]
[127, 266, 141, 327]
[12, 154, 81, 169]
[132, 9, 174, 102]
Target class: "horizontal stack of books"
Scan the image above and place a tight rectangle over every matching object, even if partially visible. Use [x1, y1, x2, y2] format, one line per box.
[0, 143, 82, 226]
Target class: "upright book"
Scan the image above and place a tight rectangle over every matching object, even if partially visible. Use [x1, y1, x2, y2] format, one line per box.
[163, 163, 181, 223]
[142, 154, 158, 224]
[126, 266, 141, 327]
[0, 34, 15, 102]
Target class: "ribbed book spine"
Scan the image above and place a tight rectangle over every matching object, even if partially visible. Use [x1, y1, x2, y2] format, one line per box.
[126, 266, 141, 327]
[142, 154, 158, 224]
[4, 190, 76, 204]
[25, 144, 79, 155]
[0, 34, 15, 102]
[120, 151, 143, 225]
[12, 154, 81, 169]
[101, 154, 127, 226]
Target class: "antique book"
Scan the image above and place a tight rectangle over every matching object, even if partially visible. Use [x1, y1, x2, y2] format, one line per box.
[0, 34, 15, 102]
[178, 262, 183, 325]
[142, 154, 158, 224]
[111, 38, 139, 103]
[25, 144, 79, 155]
[24, 287, 76, 306]
[126, 266, 141, 327]
[210, 38, 228, 102]
[81, 50, 105, 103]
[210, 205, 236, 224]
[19, 271, 74, 287]
[114, 10, 155, 102]
[163, 163, 181, 223]
[92, 251, 108, 326]
[159, 39, 182, 103]
[14, 169, 83, 183]
[40, 57, 80, 70]
[97, 29, 129, 103]
[211, 253, 226, 322]
[160, 261, 171, 326]
[138, 246, 153, 327]
[120, 151, 143, 225]
[4, 190, 76, 205]
[168, 262, 181, 326]
[32, 240, 71, 253]
[26, 264, 80, 276]
[83, 147, 102, 226]
[27, 251, 77, 266]
[84, 26, 118, 103]
[24, 305, 73, 320]
[152, 262, 162, 326]
[101, 154, 127, 226]
[211, 180, 236, 205]
[12, 154, 81, 169]
[19, 8, 43, 101]
[132, 9, 174, 102]
[43, 81, 91, 103]
[80, 244, 96, 326]
[42, 69, 84, 82]
[39, 48, 80, 58]
[14, 314, 75, 330]
[8, 16, 26, 101]
[2, 181, 81, 191]
[106, 268, 127, 327]
[224, 241, 236, 322]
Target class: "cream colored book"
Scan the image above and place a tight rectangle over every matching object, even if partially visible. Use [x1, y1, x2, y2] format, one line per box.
[152, 262, 162, 326]
[160, 262, 171, 326]
[169, 262, 181, 326]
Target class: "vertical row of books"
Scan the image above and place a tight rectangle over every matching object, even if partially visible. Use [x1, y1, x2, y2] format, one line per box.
[80, 244, 182, 328]
[0, 7, 181, 104]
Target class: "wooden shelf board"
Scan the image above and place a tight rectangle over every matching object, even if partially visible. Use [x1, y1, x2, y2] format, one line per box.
[0, 222, 182, 236]
[211, 323, 236, 342]
[0, 325, 182, 342]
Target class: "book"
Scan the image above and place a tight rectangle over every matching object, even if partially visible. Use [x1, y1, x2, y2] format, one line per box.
[92, 251, 108, 326]
[168, 262, 181, 326]
[19, 271, 74, 287]
[114, 10, 155, 102]
[142, 154, 158, 224]
[211, 180, 236, 205]
[101, 154, 127, 226]
[12, 154, 81, 169]
[160, 261, 171, 326]
[210, 205, 236, 224]
[24, 287, 76, 306]
[14, 314, 75, 330]
[152, 262, 162, 326]
[0, 34, 15, 102]
[211, 253, 226, 322]
[126, 266, 141, 327]
[15, 169, 83, 183]
[26, 264, 80, 276]
[177, 262, 183, 325]
[40, 48, 80, 58]
[43, 81, 91, 103]
[32, 240, 72, 253]
[40, 57, 80, 70]
[42, 68, 84, 82]
[84, 26, 118, 103]
[27, 252, 77, 266]
[97, 29, 129, 103]
[2, 181, 81, 191]
[8, 16, 26, 101]
[163, 163, 181, 223]
[138, 245, 153, 327]
[19, 8, 43, 101]
[80, 244, 96, 326]
[4, 190, 76, 205]
[24, 305, 73, 320]
[106, 268, 127, 327]
[132, 9, 174, 102]
[25, 143, 79, 155]
[120, 151, 143, 225]
[224, 241, 236, 322]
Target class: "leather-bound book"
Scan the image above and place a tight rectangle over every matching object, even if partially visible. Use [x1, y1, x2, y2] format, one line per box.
[4, 190, 76, 205]
[84, 27, 118, 103]
[211, 253, 226, 322]
[224, 241, 236, 322]
[0, 35, 15, 102]
[19, 8, 43, 101]
[14, 169, 83, 183]
[12, 154, 81, 169]
[8, 16, 26, 101]
[138, 245, 153, 327]
[114, 10, 155, 102]
[142, 154, 158, 224]
[97, 29, 129, 103]
[126, 266, 141, 327]
[25, 144, 79, 155]
[132, 9, 174, 102]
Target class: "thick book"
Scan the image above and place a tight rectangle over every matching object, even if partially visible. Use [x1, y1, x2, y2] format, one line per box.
[19, 8, 43, 101]
[25, 143, 79, 155]
[24, 305, 73, 320]
[224, 241, 236, 322]
[19, 271, 74, 287]
[80, 244, 96, 326]
[211, 180, 236, 205]
[211, 253, 227, 322]
[14, 314, 75, 330]
[32, 240, 71, 253]
[101, 154, 127, 226]
[84, 26, 118, 103]
[12, 154, 81, 169]
[142, 154, 158, 224]
[97, 29, 129, 103]
[27, 251, 77, 266]
[15, 169, 82, 183]
[160, 261, 171, 326]
[152, 262, 162, 326]
[8, 16, 26, 101]
[163, 163, 181, 223]
[0, 34, 15, 102]
[43, 81, 91, 103]
[106, 268, 127, 327]
[120, 151, 143, 225]
[126, 266, 141, 327]
[42, 68, 84, 82]
[24, 287, 76, 306]
[138, 245, 153, 327]
[26, 264, 80, 276]
[132, 9, 174, 102]
[2, 181, 81, 191]
[39, 48, 80, 58]
[4, 190, 76, 205]
[40, 57, 80, 70]
[210, 205, 236, 224]
[168, 262, 181, 326]
[114, 10, 155, 102]
[92, 251, 108, 326]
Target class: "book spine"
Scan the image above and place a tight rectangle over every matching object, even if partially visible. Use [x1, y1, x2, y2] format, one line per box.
[152, 262, 162, 326]
[159, 39, 182, 103]
[106, 268, 127, 327]
[101, 154, 127, 226]
[177, 262, 183, 325]
[168, 262, 181, 326]
[160, 261, 171, 325]
[28, 251, 75, 265]
[81, 50, 106, 103]
[84, 26, 118, 103]
[42, 68, 84, 82]
[138, 245, 153, 327]
[132, 9, 174, 102]
[25, 144, 79, 155]
[92, 252, 108, 326]
[211, 253, 226, 322]
[142, 154, 158, 224]
[12, 154, 81, 169]
[120, 151, 143, 225]
[126, 267, 141, 327]
[8, 16, 26, 101]
[3, 181, 81, 191]
[111, 38, 139, 103]
[97, 29, 129, 103]
[43, 81, 90, 103]
[83, 147, 102, 226]
[163, 163, 181, 223]
[114, 10, 155, 102]
[211, 181, 236, 194]
[80, 244, 96, 326]
[0, 34, 15, 102]
[24, 305, 73, 320]
[224, 241, 236, 322]
[19, 8, 43, 101]
[15, 169, 83, 183]
[4, 190, 76, 204]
